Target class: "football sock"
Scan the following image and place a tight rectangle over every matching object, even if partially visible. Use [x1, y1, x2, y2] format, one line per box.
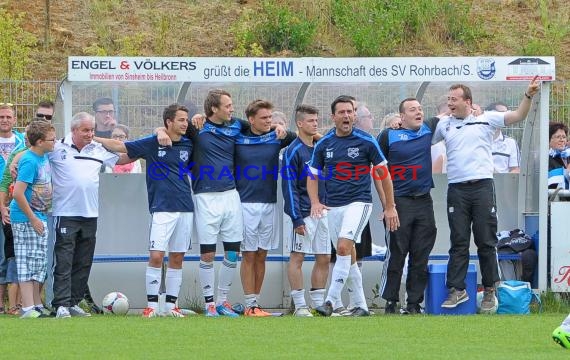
[326, 254, 350, 305]
[346, 273, 355, 309]
[165, 268, 182, 310]
[245, 294, 257, 309]
[199, 261, 215, 303]
[216, 257, 236, 305]
[329, 262, 344, 309]
[309, 288, 325, 308]
[291, 289, 306, 310]
[349, 262, 368, 311]
[146, 266, 161, 309]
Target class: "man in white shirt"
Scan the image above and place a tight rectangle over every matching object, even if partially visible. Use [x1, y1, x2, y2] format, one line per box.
[49, 112, 119, 318]
[432, 77, 539, 312]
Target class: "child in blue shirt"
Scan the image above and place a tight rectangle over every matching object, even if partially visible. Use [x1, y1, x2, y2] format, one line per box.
[10, 120, 55, 318]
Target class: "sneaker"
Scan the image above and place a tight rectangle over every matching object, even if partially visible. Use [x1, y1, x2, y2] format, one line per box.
[142, 307, 158, 318]
[69, 305, 92, 317]
[90, 303, 104, 315]
[403, 304, 424, 315]
[331, 306, 352, 317]
[384, 301, 397, 314]
[293, 307, 313, 317]
[441, 288, 469, 309]
[7, 306, 21, 316]
[244, 306, 272, 317]
[351, 307, 370, 317]
[35, 307, 52, 317]
[56, 306, 71, 319]
[480, 287, 497, 313]
[179, 308, 197, 316]
[216, 301, 239, 318]
[165, 307, 185, 318]
[20, 309, 42, 318]
[205, 303, 220, 317]
[315, 300, 333, 317]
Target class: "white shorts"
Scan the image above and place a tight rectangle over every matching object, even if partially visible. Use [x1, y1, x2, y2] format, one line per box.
[241, 203, 278, 251]
[194, 189, 243, 245]
[288, 215, 330, 255]
[328, 202, 372, 244]
[149, 212, 193, 253]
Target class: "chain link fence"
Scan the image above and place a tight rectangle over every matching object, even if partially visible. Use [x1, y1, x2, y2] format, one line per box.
[1, 79, 568, 139]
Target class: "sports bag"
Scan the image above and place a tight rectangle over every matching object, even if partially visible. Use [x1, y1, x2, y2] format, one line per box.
[496, 280, 541, 314]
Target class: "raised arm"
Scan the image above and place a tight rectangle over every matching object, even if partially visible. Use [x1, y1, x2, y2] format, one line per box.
[504, 76, 540, 126]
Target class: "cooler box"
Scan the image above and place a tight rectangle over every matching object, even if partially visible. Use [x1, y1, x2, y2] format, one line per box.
[425, 263, 477, 315]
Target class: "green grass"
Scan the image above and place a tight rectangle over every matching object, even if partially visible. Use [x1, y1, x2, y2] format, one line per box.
[1, 314, 569, 359]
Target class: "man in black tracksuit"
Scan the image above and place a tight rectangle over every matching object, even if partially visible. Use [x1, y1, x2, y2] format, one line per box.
[377, 98, 437, 314]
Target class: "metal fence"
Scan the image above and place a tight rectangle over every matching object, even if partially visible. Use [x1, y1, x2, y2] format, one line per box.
[1, 79, 568, 137]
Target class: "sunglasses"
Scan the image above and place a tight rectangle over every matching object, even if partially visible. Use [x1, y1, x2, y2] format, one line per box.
[36, 113, 53, 120]
[0, 102, 14, 107]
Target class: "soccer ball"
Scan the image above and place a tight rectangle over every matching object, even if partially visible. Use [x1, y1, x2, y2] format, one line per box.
[102, 292, 130, 315]
[476, 291, 498, 314]
[553, 326, 570, 349]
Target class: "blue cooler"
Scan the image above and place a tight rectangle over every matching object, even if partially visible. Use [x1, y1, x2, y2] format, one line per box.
[425, 263, 477, 315]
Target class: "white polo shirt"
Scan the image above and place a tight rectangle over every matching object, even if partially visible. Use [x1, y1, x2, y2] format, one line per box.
[432, 111, 505, 183]
[492, 132, 520, 173]
[49, 134, 119, 217]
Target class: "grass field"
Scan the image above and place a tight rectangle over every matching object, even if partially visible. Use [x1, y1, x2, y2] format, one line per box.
[1, 313, 569, 359]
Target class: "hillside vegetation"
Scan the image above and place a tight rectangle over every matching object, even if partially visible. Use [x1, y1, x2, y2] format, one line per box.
[0, 0, 569, 80]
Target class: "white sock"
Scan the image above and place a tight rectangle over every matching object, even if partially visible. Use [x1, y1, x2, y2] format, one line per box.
[309, 289, 325, 308]
[245, 294, 257, 309]
[291, 289, 306, 310]
[199, 261, 215, 301]
[326, 255, 351, 305]
[146, 266, 162, 309]
[348, 262, 368, 311]
[216, 257, 237, 305]
[329, 262, 344, 309]
[165, 268, 182, 311]
[346, 274, 355, 309]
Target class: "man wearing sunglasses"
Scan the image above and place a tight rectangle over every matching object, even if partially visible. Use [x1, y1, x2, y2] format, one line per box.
[35, 100, 55, 122]
[92, 98, 117, 138]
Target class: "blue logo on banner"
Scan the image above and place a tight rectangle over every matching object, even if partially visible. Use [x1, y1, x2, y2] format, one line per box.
[477, 58, 495, 80]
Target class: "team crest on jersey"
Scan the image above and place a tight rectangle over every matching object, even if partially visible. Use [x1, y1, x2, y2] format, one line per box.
[222, 127, 233, 136]
[347, 147, 359, 159]
[179, 150, 189, 162]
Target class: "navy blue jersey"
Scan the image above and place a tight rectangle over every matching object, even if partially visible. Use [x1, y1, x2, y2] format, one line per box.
[125, 135, 194, 213]
[235, 130, 296, 203]
[282, 138, 326, 228]
[187, 117, 246, 194]
[310, 128, 386, 207]
[377, 122, 434, 197]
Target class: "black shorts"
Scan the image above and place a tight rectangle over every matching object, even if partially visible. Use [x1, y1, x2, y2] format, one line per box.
[330, 221, 373, 262]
